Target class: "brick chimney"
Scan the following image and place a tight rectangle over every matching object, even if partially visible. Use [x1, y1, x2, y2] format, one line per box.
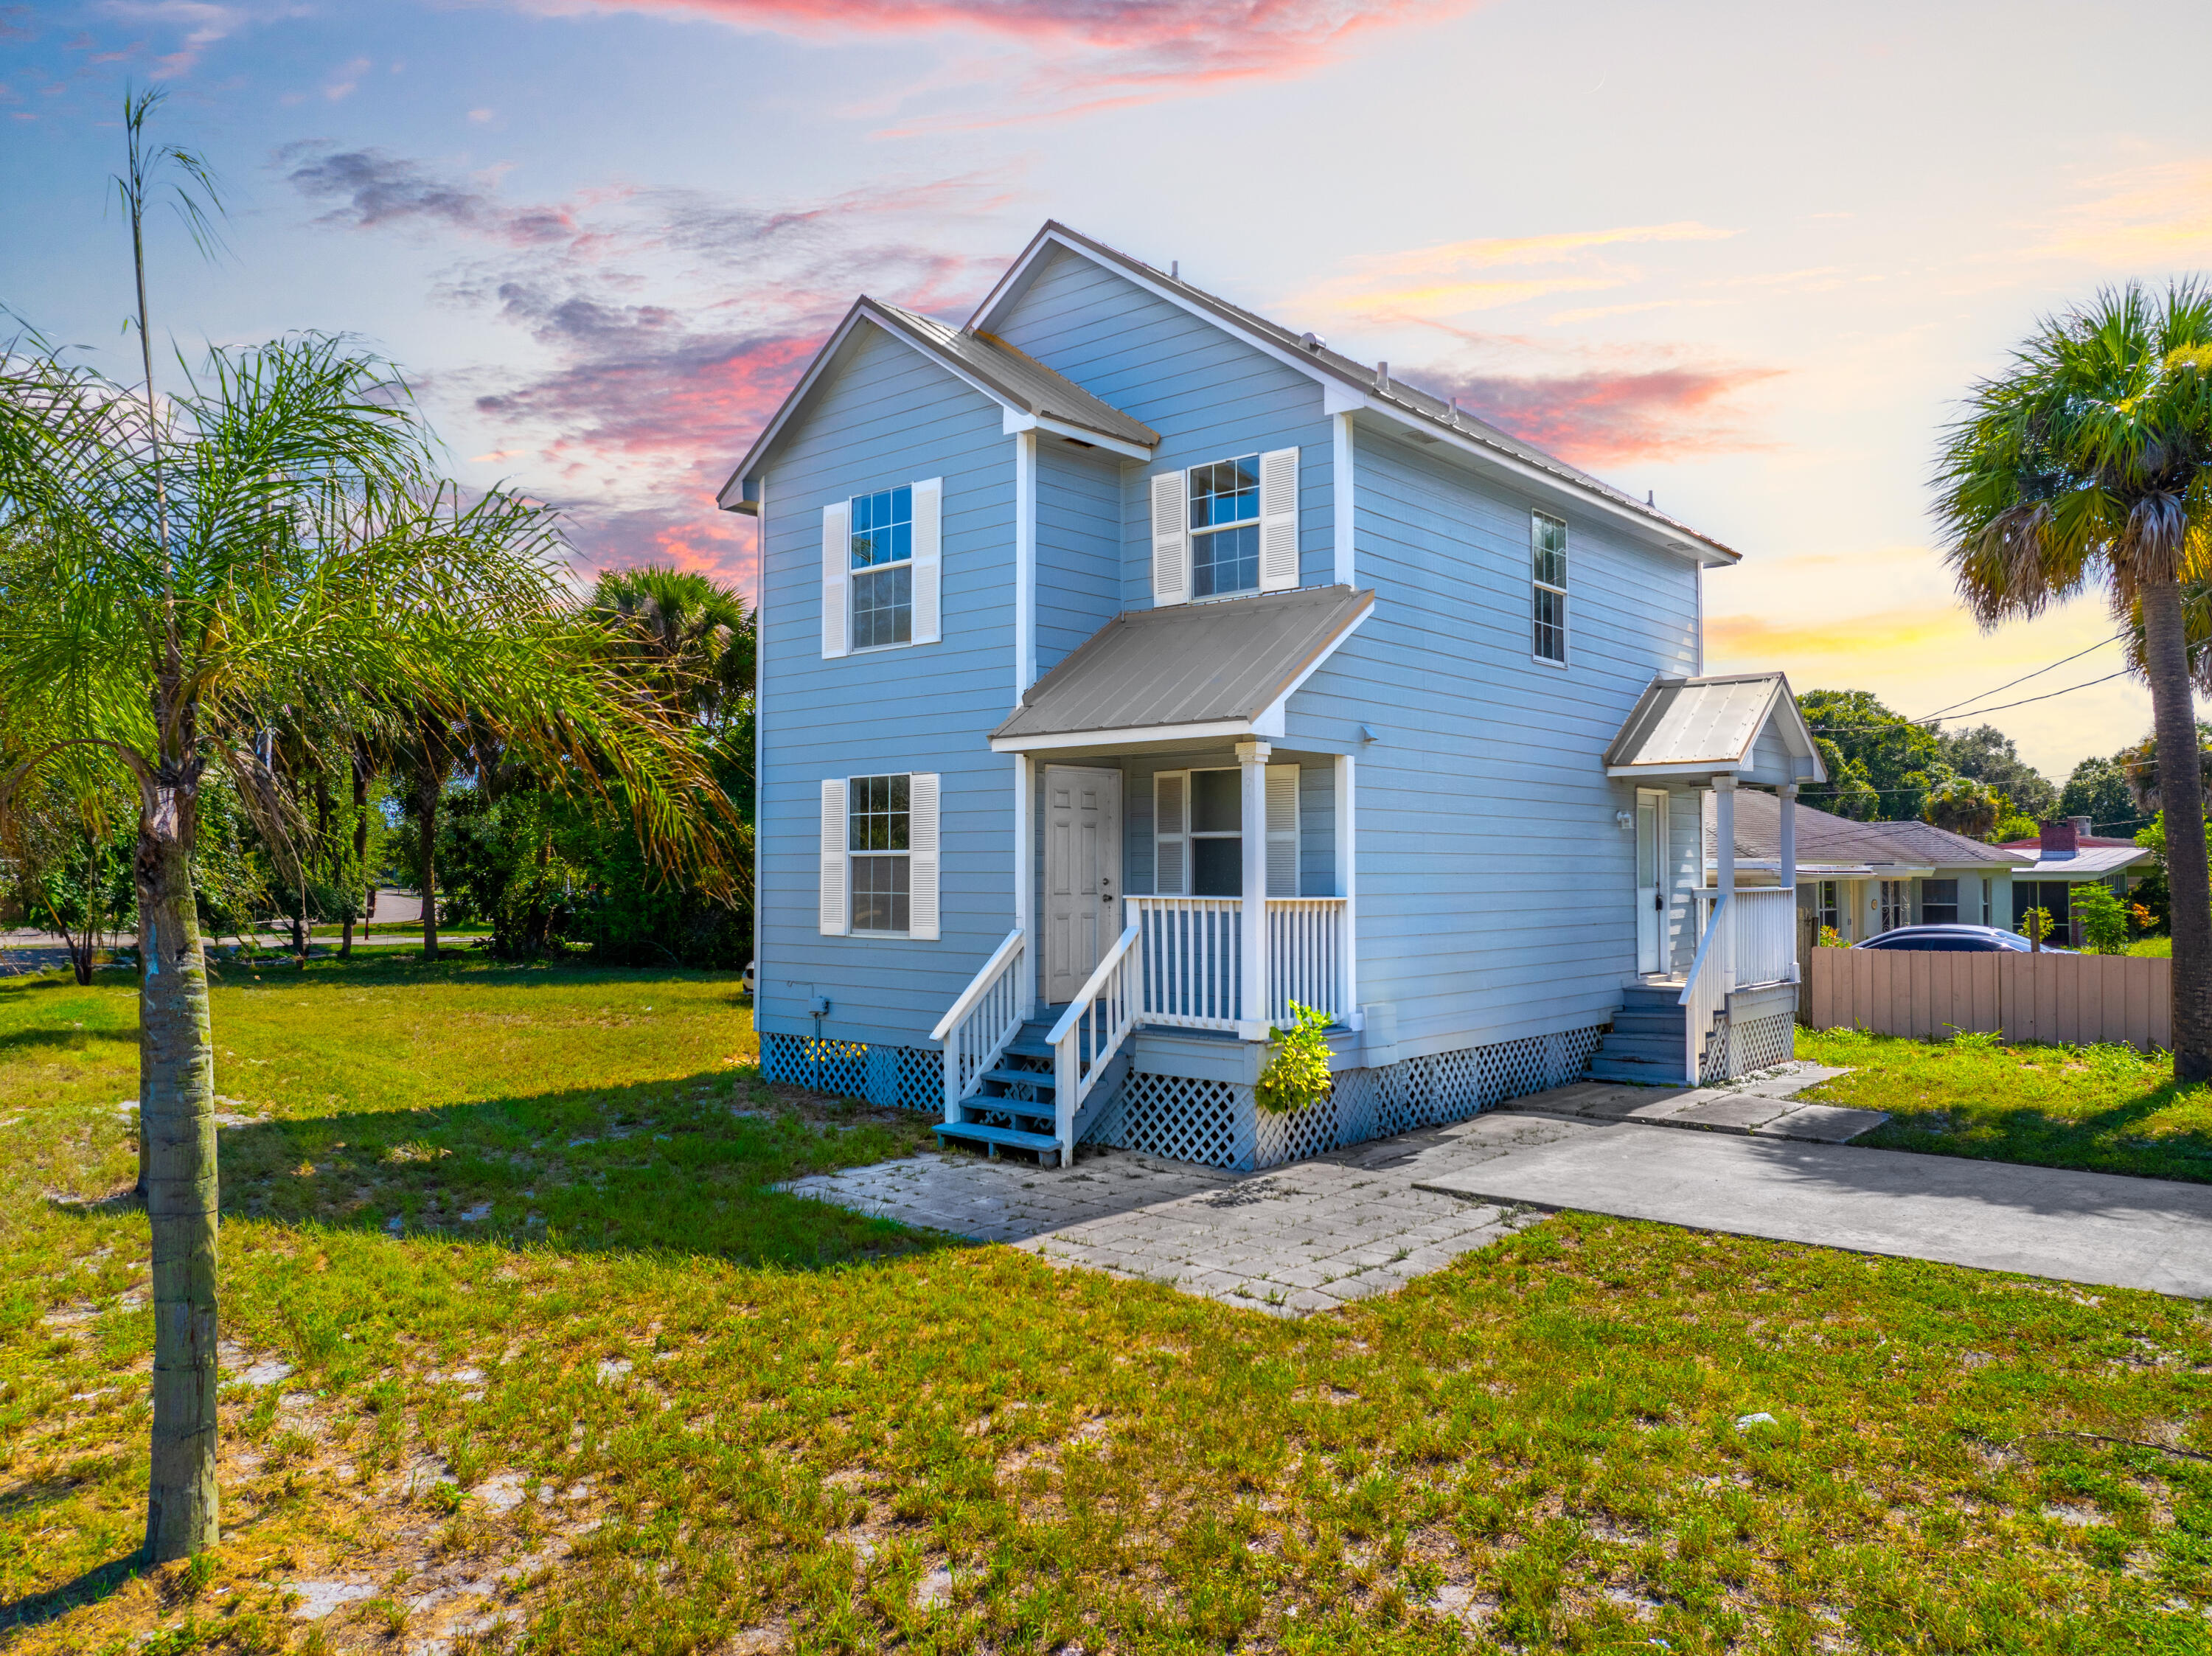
[2039, 817, 2079, 859]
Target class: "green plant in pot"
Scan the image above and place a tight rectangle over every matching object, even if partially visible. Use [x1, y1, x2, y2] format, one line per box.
[1256, 1001, 1335, 1116]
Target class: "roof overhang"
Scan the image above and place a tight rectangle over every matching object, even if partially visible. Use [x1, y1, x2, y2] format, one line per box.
[970, 221, 1738, 568]
[1604, 671, 1827, 785]
[717, 296, 1155, 514]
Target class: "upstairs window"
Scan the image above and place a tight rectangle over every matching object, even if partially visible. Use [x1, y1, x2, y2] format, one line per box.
[848, 773, 911, 932]
[849, 485, 913, 650]
[1188, 456, 1262, 599]
[1531, 510, 1568, 663]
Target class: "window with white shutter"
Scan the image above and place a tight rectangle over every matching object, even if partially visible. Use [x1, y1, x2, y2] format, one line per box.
[1265, 764, 1300, 897]
[907, 772, 941, 939]
[820, 502, 850, 660]
[1150, 470, 1189, 607]
[1186, 455, 1260, 599]
[818, 778, 848, 933]
[1258, 447, 1299, 591]
[1153, 771, 1187, 894]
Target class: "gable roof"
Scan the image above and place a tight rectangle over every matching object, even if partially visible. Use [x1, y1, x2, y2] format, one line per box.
[1604, 673, 1825, 783]
[990, 585, 1374, 751]
[717, 295, 1158, 512]
[970, 220, 1739, 566]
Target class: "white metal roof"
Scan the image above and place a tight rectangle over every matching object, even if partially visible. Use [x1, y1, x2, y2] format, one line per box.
[2010, 845, 2149, 878]
[1604, 672, 1825, 784]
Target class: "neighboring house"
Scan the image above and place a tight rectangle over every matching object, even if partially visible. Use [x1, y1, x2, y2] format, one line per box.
[1716, 799, 2147, 950]
[721, 221, 1823, 1170]
[1996, 818, 2149, 946]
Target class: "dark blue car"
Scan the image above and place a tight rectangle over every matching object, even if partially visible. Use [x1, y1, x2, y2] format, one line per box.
[1853, 924, 2076, 954]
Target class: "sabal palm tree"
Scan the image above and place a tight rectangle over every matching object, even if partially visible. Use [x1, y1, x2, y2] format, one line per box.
[589, 563, 756, 725]
[1934, 279, 2212, 1078]
[0, 334, 732, 1561]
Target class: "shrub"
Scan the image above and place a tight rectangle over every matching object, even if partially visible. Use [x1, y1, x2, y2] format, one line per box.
[1255, 1002, 1334, 1116]
[2017, 906, 2055, 948]
[2071, 883, 2131, 954]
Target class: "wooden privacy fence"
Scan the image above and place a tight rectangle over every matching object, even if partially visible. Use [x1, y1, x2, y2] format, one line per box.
[1804, 947, 2169, 1051]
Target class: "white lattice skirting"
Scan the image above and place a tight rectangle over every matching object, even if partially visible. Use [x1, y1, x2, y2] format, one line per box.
[758, 1031, 942, 1113]
[1697, 1009, 1798, 1084]
[1085, 1024, 1608, 1172]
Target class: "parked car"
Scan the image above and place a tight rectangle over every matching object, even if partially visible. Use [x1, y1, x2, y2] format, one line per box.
[1853, 925, 2076, 954]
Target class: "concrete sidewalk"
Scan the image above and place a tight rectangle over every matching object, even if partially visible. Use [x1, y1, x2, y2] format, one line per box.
[1416, 1126, 2212, 1300]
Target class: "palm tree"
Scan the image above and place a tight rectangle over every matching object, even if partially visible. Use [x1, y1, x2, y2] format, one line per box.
[588, 564, 756, 724]
[1934, 279, 2212, 1079]
[0, 335, 733, 1561]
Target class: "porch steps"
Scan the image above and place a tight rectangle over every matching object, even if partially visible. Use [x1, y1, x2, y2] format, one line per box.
[934, 1014, 1068, 1166]
[1586, 983, 1709, 1085]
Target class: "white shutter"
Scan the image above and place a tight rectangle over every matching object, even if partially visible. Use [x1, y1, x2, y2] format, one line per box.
[1265, 765, 1300, 897]
[1150, 470, 1189, 607]
[907, 772, 940, 940]
[821, 501, 850, 659]
[818, 778, 848, 935]
[1154, 770, 1188, 895]
[909, 477, 942, 645]
[1259, 446, 1299, 592]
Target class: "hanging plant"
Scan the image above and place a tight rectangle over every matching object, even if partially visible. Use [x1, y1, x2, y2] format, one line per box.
[1255, 1001, 1335, 1116]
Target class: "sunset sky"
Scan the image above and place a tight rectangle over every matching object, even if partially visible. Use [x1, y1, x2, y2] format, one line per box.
[7, 0, 2212, 782]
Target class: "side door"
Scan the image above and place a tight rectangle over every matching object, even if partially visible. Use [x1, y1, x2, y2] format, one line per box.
[1042, 766, 1123, 1004]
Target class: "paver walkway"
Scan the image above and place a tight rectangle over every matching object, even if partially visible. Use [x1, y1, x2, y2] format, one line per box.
[1500, 1066, 1890, 1144]
[1416, 1126, 2212, 1300]
[784, 1113, 1588, 1315]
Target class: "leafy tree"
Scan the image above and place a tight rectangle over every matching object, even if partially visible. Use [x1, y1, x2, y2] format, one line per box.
[2058, 755, 2138, 832]
[0, 333, 734, 1562]
[1798, 689, 1951, 820]
[1921, 775, 2001, 839]
[1994, 813, 2041, 843]
[1934, 279, 2212, 1081]
[2112, 725, 2212, 821]
[1935, 723, 2056, 819]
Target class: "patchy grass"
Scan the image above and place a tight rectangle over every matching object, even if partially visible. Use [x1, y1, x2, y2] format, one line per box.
[6, 961, 2212, 1653]
[1798, 1026, 2212, 1185]
[2132, 937, 2174, 958]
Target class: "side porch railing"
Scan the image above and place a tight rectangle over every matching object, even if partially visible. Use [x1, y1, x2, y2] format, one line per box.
[1126, 895, 1350, 1033]
[1681, 886, 1801, 1082]
[928, 928, 1026, 1123]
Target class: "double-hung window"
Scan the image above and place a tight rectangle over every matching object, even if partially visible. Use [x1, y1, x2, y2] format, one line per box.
[1531, 510, 1568, 664]
[1878, 879, 1911, 933]
[848, 774, 910, 932]
[818, 772, 940, 939]
[1188, 456, 1262, 599]
[1920, 878, 1960, 925]
[1813, 880, 1841, 937]
[849, 486, 912, 650]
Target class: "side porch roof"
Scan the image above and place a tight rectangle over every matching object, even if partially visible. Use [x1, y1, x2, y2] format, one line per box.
[989, 585, 1374, 753]
[1604, 672, 1826, 786]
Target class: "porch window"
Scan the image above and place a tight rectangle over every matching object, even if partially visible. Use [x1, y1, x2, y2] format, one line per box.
[1531, 511, 1567, 663]
[1188, 456, 1262, 599]
[1189, 768, 1243, 895]
[1921, 877, 1959, 925]
[849, 485, 913, 650]
[1878, 879, 1910, 933]
[848, 773, 911, 932]
[1152, 765, 1302, 897]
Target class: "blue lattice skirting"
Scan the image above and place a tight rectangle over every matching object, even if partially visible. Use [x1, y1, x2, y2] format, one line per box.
[758, 1031, 942, 1113]
[1085, 1023, 1609, 1172]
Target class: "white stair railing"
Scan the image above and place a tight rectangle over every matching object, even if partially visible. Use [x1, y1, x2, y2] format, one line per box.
[1677, 891, 1733, 1084]
[930, 928, 1027, 1123]
[1046, 924, 1141, 1164]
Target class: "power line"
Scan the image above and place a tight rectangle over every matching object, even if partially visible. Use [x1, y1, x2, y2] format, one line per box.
[1909, 633, 2126, 723]
[1931, 669, 2135, 723]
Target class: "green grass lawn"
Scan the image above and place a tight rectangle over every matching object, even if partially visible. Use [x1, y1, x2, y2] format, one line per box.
[5, 961, 2212, 1654]
[1798, 1026, 2212, 1184]
[2132, 937, 2174, 958]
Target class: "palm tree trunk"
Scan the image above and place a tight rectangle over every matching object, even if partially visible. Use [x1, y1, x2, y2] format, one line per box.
[343, 744, 369, 960]
[2143, 577, 2212, 1079]
[419, 776, 440, 960]
[135, 781, 219, 1561]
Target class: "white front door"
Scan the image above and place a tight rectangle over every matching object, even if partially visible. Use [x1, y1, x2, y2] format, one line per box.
[1635, 789, 1666, 975]
[1043, 765, 1122, 1005]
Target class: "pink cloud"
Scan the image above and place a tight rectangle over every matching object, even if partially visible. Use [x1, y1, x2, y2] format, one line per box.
[1421, 361, 1784, 467]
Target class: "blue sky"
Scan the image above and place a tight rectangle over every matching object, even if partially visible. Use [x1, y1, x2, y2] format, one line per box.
[7, 0, 2212, 784]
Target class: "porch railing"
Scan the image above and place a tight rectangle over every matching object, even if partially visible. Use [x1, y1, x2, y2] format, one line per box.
[1732, 887, 1799, 987]
[1680, 886, 1801, 1082]
[1678, 891, 1732, 1085]
[928, 928, 1026, 1122]
[1046, 924, 1141, 1162]
[1125, 895, 1349, 1034]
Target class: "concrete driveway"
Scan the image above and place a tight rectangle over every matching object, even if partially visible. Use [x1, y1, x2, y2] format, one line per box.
[1416, 1125, 2212, 1301]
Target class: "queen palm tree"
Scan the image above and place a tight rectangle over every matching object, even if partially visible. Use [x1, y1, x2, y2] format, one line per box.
[1934, 279, 2212, 1078]
[0, 334, 732, 1561]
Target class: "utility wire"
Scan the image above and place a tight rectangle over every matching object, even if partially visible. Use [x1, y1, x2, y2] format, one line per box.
[1930, 669, 2135, 723]
[1909, 633, 2126, 723]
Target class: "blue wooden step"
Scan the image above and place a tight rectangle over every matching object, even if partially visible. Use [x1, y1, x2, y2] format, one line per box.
[1595, 1034, 1685, 1062]
[978, 1067, 1056, 1094]
[1610, 1011, 1680, 1036]
[959, 1094, 1054, 1126]
[1002, 1037, 1054, 1060]
[1587, 1057, 1684, 1084]
[934, 1121, 1062, 1159]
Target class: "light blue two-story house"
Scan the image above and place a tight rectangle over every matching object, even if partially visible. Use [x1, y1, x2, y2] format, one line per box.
[720, 222, 1826, 1171]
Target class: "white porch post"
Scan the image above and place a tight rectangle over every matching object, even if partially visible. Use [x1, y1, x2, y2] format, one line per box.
[1014, 753, 1035, 1020]
[1238, 739, 1271, 1039]
[1778, 782, 1798, 978]
[1714, 776, 1737, 993]
[1334, 752, 1358, 1029]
